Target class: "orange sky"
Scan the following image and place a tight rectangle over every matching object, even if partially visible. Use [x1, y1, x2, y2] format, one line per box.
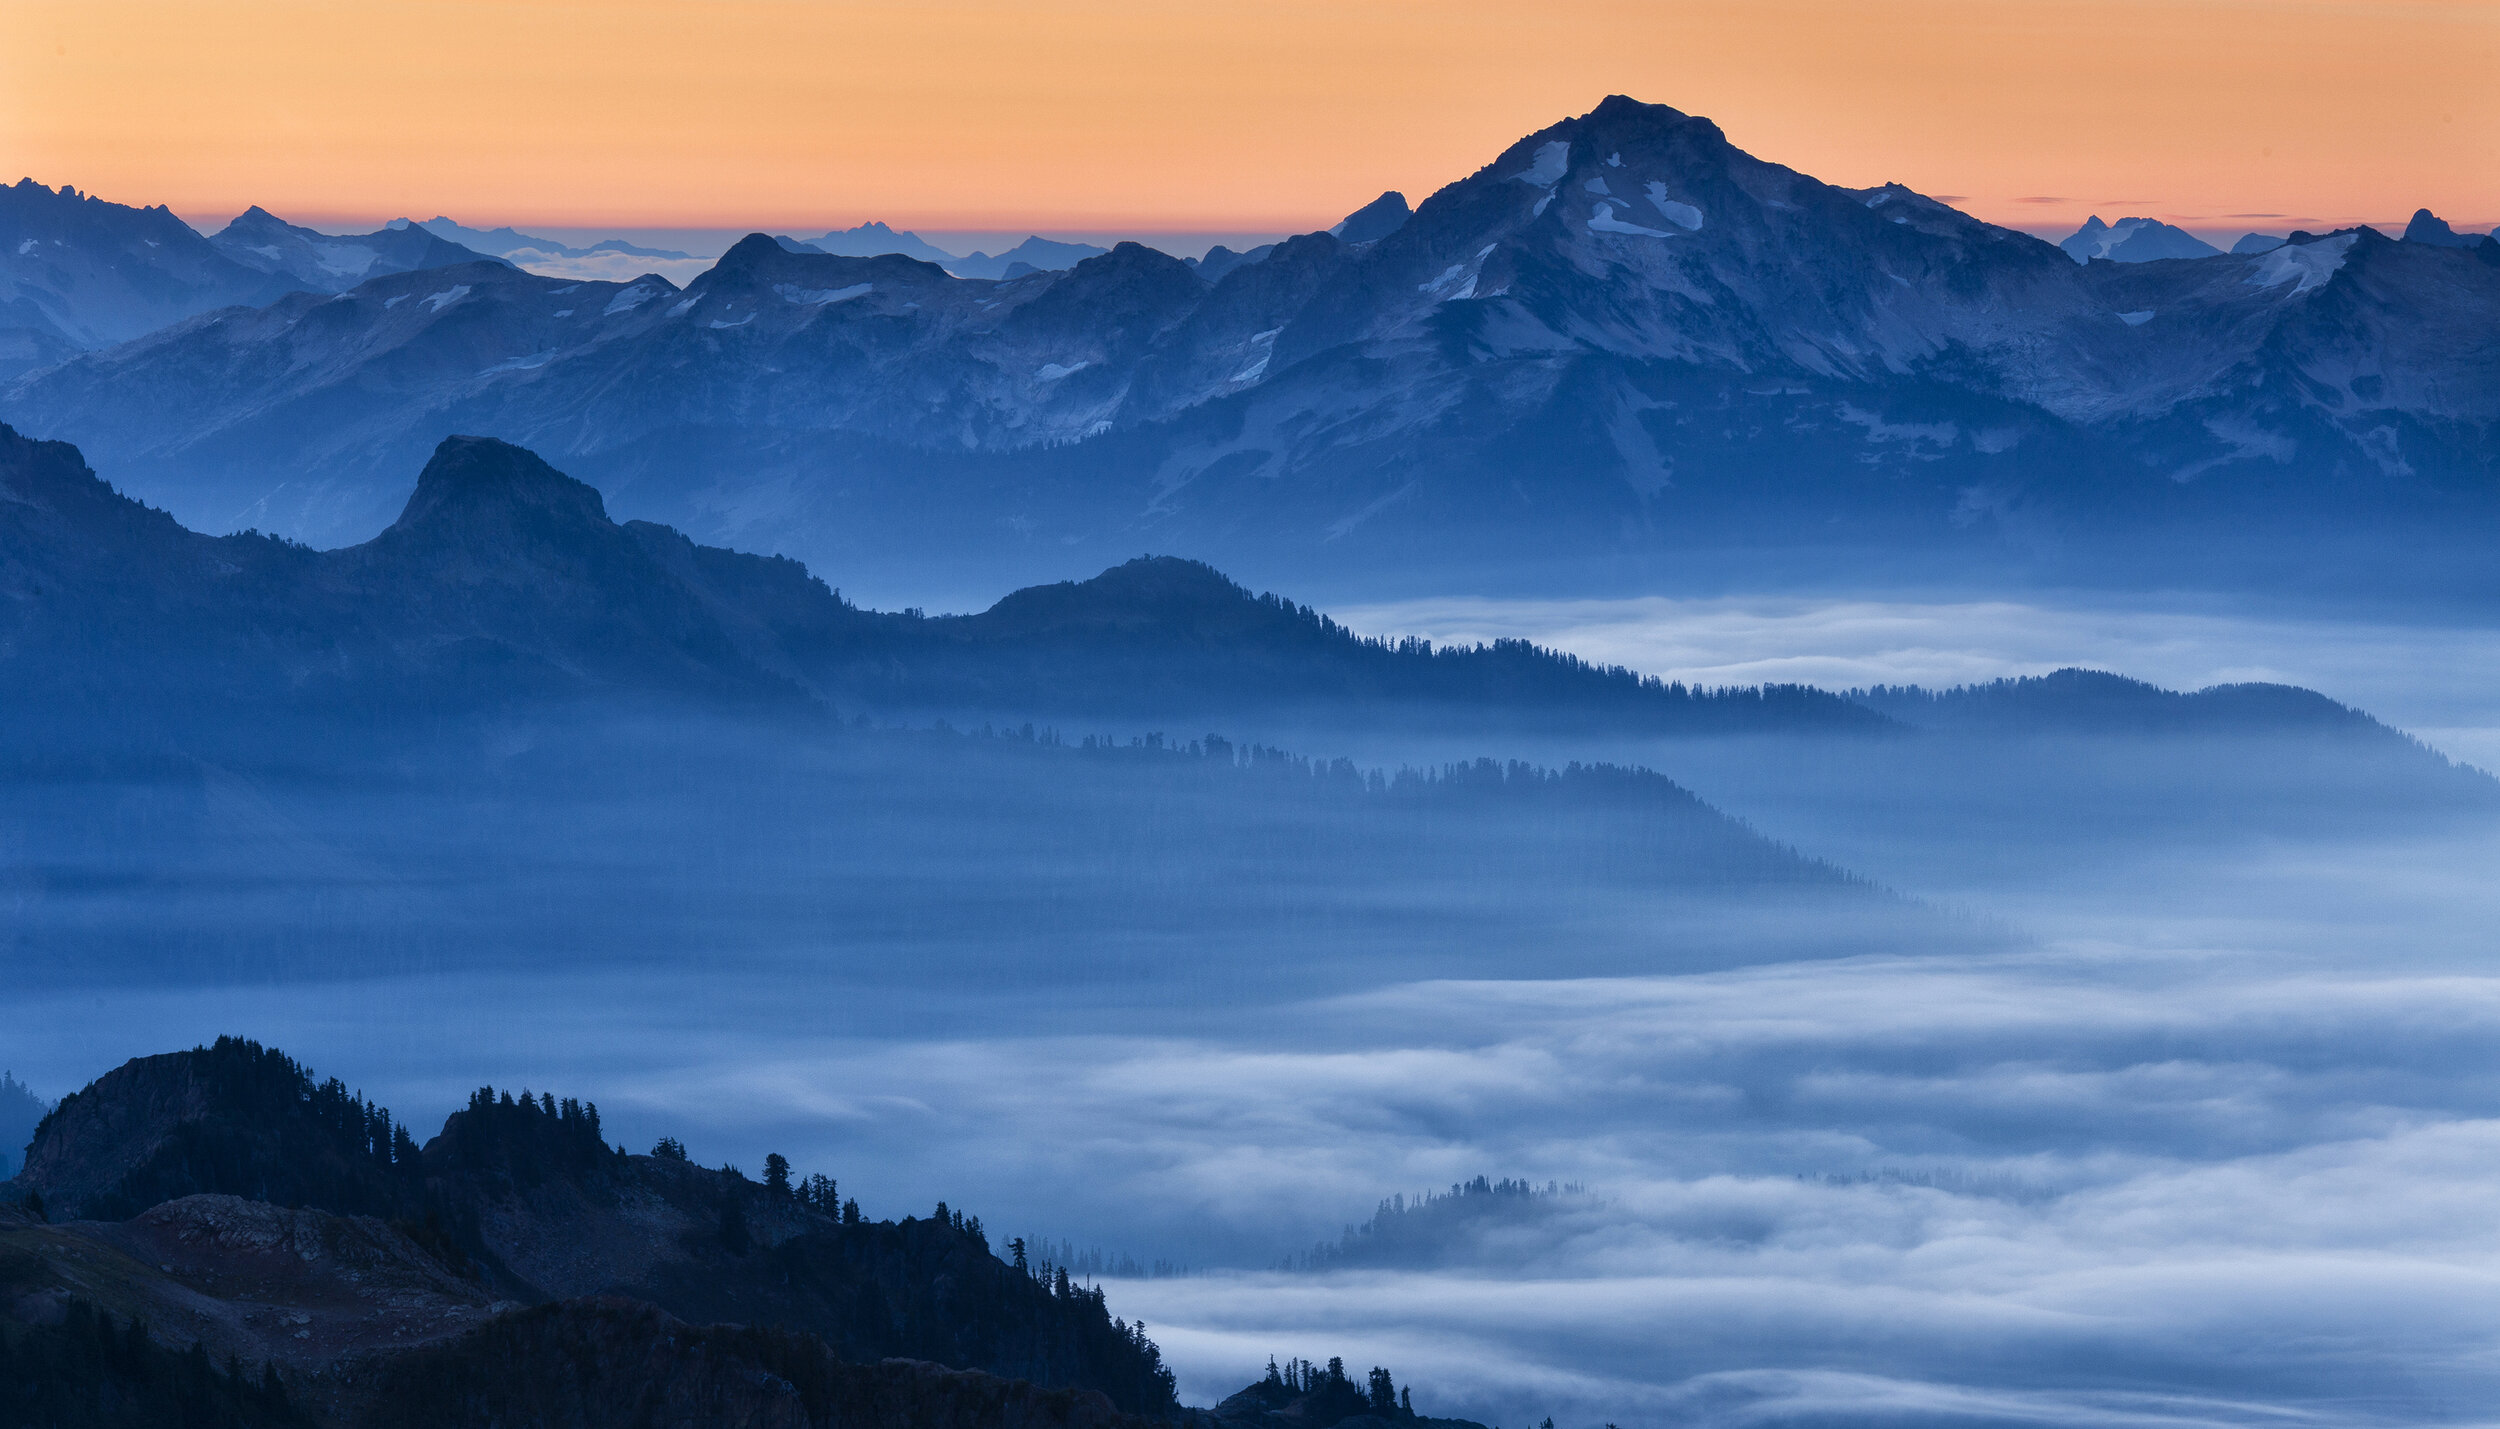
[1, 0, 2492, 237]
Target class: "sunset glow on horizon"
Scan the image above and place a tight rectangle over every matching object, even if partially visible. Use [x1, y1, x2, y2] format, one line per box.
[2, 0, 2494, 239]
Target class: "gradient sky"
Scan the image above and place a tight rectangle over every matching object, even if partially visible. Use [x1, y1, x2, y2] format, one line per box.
[2, 0, 2493, 238]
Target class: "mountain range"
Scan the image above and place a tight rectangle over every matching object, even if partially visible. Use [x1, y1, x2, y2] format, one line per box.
[208, 208, 505, 292]
[0, 181, 506, 380]
[7, 95, 2498, 601]
[410, 216, 696, 263]
[2056, 215, 2220, 263]
[0, 424, 1879, 739]
[4, 421, 2474, 840]
[807, 223, 1114, 279]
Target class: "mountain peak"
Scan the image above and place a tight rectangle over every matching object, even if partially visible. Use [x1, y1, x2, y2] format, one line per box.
[974, 556, 1257, 637]
[2058, 215, 2219, 264]
[2402, 208, 2481, 248]
[1333, 191, 1412, 244]
[389, 435, 610, 537]
[717, 232, 788, 267]
[1586, 93, 1697, 126]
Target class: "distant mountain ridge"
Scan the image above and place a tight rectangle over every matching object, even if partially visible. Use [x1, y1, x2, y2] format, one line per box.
[7, 97, 2500, 598]
[0, 424, 1879, 736]
[210, 207, 505, 290]
[0, 179, 295, 377]
[411, 215, 695, 262]
[2057, 215, 2221, 263]
[0, 181, 504, 381]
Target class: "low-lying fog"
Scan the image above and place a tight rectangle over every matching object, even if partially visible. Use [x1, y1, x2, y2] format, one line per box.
[6, 594, 2498, 1428]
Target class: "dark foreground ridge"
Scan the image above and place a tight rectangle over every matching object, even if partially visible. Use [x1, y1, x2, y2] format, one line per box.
[1, 1038, 1495, 1429]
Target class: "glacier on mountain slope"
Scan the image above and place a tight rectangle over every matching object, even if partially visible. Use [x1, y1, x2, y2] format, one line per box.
[2246, 234, 2356, 294]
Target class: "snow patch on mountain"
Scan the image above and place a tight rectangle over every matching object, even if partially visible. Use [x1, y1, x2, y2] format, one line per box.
[420, 286, 469, 313]
[1644, 184, 1704, 231]
[1035, 362, 1089, 381]
[2120, 311, 2155, 326]
[312, 243, 378, 277]
[774, 282, 872, 306]
[1514, 140, 1571, 187]
[2246, 235, 2356, 295]
[1838, 404, 1959, 450]
[1588, 203, 1676, 239]
[602, 284, 660, 315]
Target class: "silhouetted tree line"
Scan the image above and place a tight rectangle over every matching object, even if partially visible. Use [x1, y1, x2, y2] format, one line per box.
[1248, 1354, 1425, 1422]
[837, 556, 1878, 735]
[0, 1069, 48, 1180]
[430, 1086, 615, 1190]
[1012, 1237, 1192, 1280]
[0, 1300, 304, 1429]
[1291, 1176, 1593, 1272]
[32, 1036, 424, 1222]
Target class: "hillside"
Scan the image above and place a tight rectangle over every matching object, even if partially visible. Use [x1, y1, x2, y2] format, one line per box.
[2, 1040, 1495, 1429]
[0, 424, 1878, 737]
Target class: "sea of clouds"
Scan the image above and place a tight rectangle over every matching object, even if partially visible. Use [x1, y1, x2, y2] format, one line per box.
[7, 594, 2498, 1427]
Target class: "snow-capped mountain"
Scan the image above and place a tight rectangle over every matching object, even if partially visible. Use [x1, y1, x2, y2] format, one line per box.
[5, 97, 2496, 598]
[209, 207, 504, 291]
[2058, 215, 2222, 263]
[0, 179, 298, 377]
